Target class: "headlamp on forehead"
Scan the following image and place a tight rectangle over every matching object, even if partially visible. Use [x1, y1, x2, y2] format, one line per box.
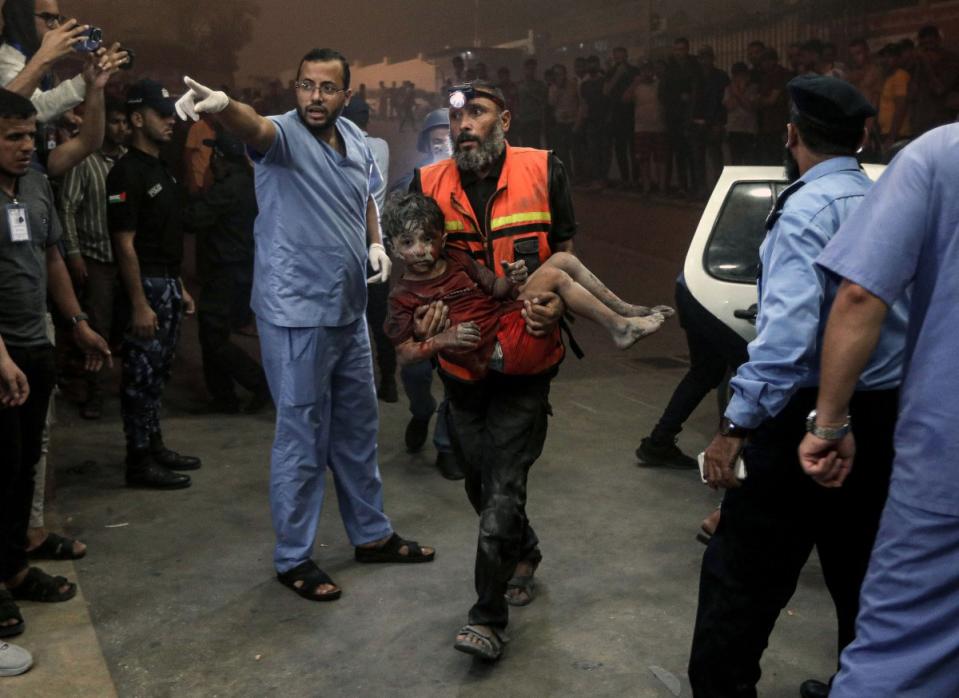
[447, 83, 506, 110]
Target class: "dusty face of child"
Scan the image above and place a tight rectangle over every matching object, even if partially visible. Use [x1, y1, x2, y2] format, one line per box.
[394, 224, 446, 277]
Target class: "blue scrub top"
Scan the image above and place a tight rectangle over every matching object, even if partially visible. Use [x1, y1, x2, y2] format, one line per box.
[726, 156, 909, 429]
[250, 110, 383, 328]
[819, 125, 959, 517]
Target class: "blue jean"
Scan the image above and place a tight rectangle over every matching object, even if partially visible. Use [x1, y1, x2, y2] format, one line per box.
[400, 360, 452, 453]
[258, 317, 393, 573]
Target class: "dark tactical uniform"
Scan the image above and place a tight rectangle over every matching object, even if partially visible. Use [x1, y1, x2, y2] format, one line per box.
[186, 160, 267, 407]
[107, 146, 185, 452]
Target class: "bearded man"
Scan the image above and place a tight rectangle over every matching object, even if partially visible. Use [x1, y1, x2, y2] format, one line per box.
[408, 80, 578, 660]
[173, 48, 435, 602]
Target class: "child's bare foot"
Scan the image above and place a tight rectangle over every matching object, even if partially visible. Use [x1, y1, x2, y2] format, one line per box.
[623, 304, 676, 319]
[651, 305, 676, 319]
[614, 313, 665, 349]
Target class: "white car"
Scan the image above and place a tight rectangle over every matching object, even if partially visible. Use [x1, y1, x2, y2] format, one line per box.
[684, 164, 886, 343]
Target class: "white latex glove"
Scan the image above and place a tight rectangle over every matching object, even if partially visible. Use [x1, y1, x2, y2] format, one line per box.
[175, 76, 229, 122]
[367, 243, 392, 285]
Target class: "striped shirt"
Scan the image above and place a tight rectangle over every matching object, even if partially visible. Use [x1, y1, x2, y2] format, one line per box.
[58, 147, 126, 263]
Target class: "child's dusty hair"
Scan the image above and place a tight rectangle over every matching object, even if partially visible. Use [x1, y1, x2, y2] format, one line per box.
[381, 192, 445, 242]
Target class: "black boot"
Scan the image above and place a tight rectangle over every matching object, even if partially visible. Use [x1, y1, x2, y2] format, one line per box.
[126, 451, 191, 490]
[149, 434, 202, 471]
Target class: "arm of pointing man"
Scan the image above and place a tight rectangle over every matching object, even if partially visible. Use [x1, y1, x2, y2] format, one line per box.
[175, 76, 276, 154]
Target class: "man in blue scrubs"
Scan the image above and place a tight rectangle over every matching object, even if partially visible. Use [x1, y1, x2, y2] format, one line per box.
[800, 124, 959, 697]
[691, 76, 911, 698]
[175, 48, 434, 601]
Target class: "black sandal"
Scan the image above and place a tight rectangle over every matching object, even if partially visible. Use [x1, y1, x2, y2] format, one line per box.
[0, 590, 24, 639]
[8, 567, 77, 603]
[453, 624, 505, 661]
[27, 532, 86, 561]
[354, 533, 435, 564]
[276, 561, 341, 602]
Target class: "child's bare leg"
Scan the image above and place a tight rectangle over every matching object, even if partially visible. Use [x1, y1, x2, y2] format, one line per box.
[521, 266, 665, 349]
[541, 252, 671, 318]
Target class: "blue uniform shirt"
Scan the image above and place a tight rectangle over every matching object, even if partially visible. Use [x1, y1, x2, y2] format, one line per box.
[819, 126, 959, 516]
[726, 156, 909, 429]
[250, 110, 383, 328]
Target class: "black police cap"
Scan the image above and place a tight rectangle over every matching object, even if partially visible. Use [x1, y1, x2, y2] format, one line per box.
[787, 74, 876, 131]
[126, 79, 175, 117]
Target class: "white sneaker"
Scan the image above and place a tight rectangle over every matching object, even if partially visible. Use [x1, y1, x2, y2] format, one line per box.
[0, 642, 33, 677]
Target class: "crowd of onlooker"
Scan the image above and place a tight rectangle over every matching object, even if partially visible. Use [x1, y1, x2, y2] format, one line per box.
[371, 25, 959, 199]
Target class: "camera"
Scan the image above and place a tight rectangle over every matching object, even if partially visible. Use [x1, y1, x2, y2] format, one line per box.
[75, 27, 102, 53]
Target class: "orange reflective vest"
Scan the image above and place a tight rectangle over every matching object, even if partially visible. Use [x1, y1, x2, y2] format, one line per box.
[419, 144, 553, 275]
[419, 145, 564, 381]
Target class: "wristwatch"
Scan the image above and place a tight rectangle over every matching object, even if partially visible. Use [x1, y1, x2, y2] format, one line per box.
[805, 410, 851, 441]
[719, 417, 751, 439]
[70, 312, 89, 327]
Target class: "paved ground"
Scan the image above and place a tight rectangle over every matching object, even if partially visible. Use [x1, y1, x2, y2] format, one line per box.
[6, 120, 838, 697]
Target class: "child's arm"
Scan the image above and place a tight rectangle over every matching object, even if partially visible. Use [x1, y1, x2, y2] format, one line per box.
[396, 323, 482, 366]
[491, 260, 529, 300]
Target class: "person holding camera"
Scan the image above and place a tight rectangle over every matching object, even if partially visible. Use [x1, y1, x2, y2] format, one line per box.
[0, 1, 120, 124]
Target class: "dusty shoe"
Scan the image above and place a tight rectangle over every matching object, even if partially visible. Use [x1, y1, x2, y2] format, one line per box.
[0, 642, 32, 677]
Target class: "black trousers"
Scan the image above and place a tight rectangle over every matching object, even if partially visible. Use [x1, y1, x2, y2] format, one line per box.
[652, 281, 748, 442]
[688, 387, 898, 697]
[443, 371, 550, 630]
[0, 344, 55, 581]
[198, 268, 267, 404]
[365, 275, 396, 382]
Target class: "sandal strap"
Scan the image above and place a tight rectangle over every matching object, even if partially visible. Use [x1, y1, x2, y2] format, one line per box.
[458, 625, 502, 653]
[277, 561, 335, 590]
[11, 567, 75, 601]
[383, 533, 423, 557]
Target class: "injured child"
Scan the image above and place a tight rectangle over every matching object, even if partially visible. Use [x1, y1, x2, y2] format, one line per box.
[383, 192, 674, 380]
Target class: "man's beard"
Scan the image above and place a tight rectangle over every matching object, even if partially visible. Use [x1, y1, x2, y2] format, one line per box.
[453, 121, 505, 173]
[784, 146, 801, 183]
[298, 103, 341, 134]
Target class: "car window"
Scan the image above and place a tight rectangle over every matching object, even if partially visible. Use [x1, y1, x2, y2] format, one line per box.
[704, 181, 777, 284]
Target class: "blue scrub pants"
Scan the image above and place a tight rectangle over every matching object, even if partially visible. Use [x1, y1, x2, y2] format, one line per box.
[831, 494, 959, 697]
[259, 317, 393, 573]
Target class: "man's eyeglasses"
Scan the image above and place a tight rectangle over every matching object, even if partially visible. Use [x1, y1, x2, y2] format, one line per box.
[294, 81, 345, 97]
[34, 12, 67, 29]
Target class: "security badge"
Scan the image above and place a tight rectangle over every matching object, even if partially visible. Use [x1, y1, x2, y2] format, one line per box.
[6, 202, 30, 243]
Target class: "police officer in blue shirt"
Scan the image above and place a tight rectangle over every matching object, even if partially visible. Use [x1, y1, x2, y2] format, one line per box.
[690, 76, 911, 698]
[174, 49, 435, 602]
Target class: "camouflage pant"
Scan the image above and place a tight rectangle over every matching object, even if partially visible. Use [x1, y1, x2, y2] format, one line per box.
[121, 277, 182, 451]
